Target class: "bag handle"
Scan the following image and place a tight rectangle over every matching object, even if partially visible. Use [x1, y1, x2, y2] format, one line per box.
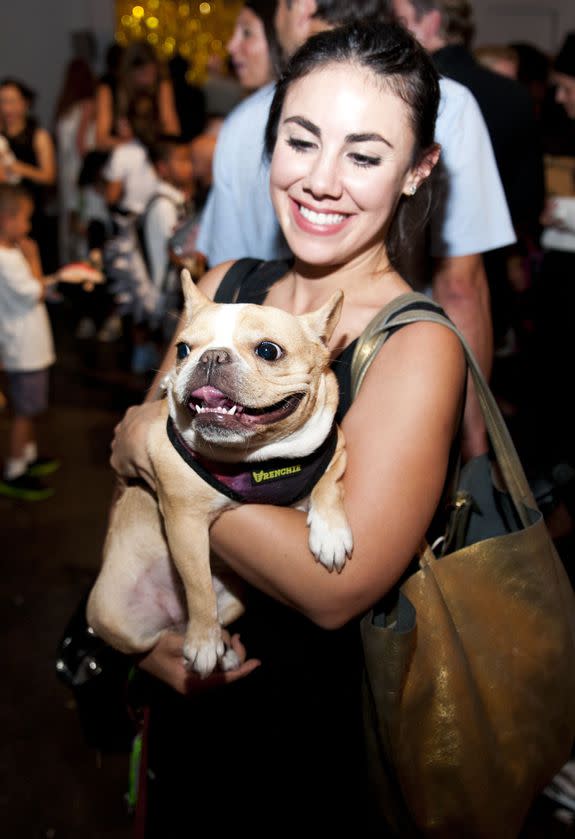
[351, 292, 537, 529]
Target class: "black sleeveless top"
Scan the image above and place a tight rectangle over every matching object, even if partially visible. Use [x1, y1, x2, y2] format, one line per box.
[6, 118, 45, 210]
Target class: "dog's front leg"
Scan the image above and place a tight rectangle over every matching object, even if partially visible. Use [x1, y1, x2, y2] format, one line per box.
[306, 426, 353, 572]
[162, 507, 224, 677]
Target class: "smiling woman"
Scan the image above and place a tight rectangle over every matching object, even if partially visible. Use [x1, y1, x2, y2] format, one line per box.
[103, 20, 467, 837]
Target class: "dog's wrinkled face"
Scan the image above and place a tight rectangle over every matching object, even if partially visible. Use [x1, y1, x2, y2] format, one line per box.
[167, 273, 343, 461]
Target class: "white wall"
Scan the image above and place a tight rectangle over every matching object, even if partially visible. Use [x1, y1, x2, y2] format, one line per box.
[473, 0, 575, 54]
[0, 0, 114, 130]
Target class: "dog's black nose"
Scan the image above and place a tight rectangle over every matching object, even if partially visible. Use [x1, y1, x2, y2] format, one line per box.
[199, 347, 231, 367]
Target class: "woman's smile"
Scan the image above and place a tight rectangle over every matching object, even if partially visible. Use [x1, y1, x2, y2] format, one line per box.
[290, 197, 351, 235]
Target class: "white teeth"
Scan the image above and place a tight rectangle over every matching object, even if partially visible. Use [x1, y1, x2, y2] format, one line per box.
[194, 404, 238, 414]
[298, 205, 347, 226]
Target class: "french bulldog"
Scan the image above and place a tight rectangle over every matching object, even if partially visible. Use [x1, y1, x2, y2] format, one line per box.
[87, 271, 353, 677]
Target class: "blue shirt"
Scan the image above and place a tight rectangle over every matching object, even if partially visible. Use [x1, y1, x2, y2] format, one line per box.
[196, 78, 515, 267]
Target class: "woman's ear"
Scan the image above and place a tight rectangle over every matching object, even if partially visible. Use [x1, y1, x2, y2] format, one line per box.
[403, 143, 441, 196]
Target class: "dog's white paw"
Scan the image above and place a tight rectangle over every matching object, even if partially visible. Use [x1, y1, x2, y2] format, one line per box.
[307, 508, 353, 572]
[220, 647, 242, 672]
[183, 627, 225, 677]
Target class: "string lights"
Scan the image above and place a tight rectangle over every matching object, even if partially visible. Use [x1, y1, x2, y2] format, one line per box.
[116, 0, 242, 82]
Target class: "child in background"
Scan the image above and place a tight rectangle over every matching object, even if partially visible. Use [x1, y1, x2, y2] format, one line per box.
[100, 93, 158, 345]
[145, 136, 194, 329]
[102, 92, 158, 216]
[73, 150, 113, 339]
[0, 183, 58, 500]
[129, 134, 194, 374]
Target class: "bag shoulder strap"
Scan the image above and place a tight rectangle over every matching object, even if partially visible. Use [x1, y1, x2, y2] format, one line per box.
[351, 292, 538, 521]
[351, 291, 442, 398]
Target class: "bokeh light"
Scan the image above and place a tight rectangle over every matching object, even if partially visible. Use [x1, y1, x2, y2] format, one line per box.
[116, 0, 241, 83]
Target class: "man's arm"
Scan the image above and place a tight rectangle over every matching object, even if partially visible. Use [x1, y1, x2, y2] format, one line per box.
[432, 252, 492, 459]
[431, 80, 515, 459]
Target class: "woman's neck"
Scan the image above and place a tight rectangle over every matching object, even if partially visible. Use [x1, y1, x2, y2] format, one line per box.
[289, 246, 399, 312]
[3, 117, 26, 137]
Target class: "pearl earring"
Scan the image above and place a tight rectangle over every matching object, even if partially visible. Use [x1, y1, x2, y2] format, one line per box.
[409, 184, 417, 196]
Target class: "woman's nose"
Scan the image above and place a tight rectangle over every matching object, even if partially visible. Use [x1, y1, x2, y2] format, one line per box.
[226, 30, 239, 55]
[303, 151, 343, 200]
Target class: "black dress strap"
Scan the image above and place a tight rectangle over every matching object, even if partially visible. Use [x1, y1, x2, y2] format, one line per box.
[214, 258, 292, 305]
[213, 258, 263, 303]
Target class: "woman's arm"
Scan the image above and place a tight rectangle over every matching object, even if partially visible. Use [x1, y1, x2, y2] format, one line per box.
[209, 322, 466, 629]
[158, 78, 181, 136]
[12, 128, 56, 185]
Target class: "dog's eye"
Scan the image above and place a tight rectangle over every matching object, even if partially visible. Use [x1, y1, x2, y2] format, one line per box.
[176, 342, 190, 360]
[255, 341, 283, 362]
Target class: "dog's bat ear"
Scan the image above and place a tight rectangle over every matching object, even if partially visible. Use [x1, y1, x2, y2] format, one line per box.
[301, 290, 344, 344]
[180, 269, 212, 318]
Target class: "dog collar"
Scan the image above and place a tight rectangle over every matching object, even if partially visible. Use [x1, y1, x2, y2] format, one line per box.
[166, 416, 338, 506]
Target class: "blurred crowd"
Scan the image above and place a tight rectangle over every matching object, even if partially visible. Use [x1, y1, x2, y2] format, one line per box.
[0, 0, 575, 508]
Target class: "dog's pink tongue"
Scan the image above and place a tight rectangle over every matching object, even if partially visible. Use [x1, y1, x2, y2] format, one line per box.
[191, 386, 230, 408]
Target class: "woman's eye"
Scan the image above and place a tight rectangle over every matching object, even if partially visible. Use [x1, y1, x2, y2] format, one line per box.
[176, 342, 190, 360]
[255, 341, 283, 361]
[349, 153, 381, 168]
[286, 137, 315, 153]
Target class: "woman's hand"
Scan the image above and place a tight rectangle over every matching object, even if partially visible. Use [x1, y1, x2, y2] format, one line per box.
[137, 630, 261, 695]
[110, 400, 163, 487]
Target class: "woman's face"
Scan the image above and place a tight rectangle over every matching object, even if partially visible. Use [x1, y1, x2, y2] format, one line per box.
[554, 72, 575, 120]
[0, 85, 29, 127]
[227, 7, 273, 91]
[131, 61, 158, 90]
[270, 63, 424, 269]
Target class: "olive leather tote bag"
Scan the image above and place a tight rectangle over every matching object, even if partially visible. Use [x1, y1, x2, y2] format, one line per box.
[351, 292, 575, 837]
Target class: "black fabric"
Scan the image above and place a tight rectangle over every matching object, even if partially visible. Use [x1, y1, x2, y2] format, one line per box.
[530, 248, 575, 469]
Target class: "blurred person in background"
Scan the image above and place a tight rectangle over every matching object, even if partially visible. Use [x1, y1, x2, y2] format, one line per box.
[532, 33, 575, 478]
[391, 0, 545, 373]
[474, 44, 519, 80]
[168, 54, 207, 141]
[95, 40, 180, 151]
[54, 58, 97, 263]
[0, 78, 57, 271]
[196, 0, 283, 266]
[227, 0, 279, 91]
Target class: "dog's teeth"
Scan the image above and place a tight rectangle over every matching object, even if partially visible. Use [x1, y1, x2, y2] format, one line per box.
[228, 405, 237, 415]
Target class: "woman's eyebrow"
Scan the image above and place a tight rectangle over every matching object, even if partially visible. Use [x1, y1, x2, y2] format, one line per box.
[282, 118, 393, 149]
[345, 131, 393, 148]
[283, 115, 320, 137]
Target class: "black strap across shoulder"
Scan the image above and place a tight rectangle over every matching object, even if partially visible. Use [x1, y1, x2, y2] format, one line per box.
[214, 258, 292, 305]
